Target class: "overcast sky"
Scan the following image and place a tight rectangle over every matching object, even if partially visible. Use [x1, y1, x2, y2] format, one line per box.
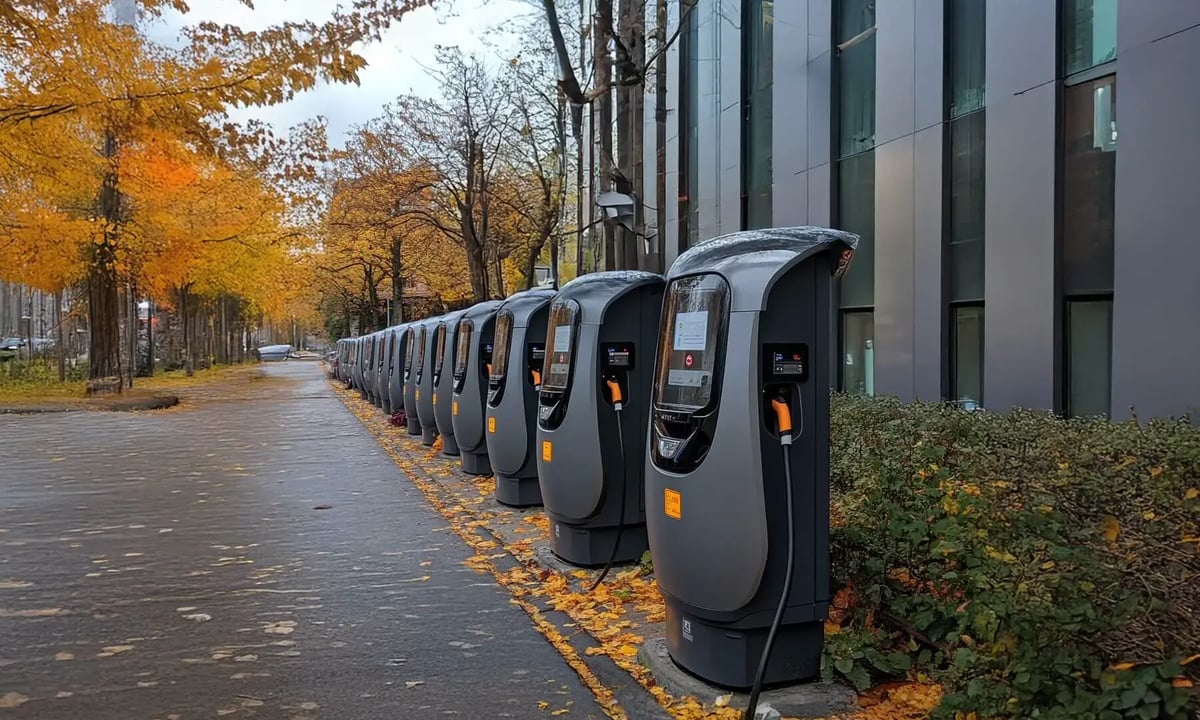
[140, 0, 531, 145]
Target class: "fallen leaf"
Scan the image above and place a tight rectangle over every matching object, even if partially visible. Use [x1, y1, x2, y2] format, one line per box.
[1172, 678, 1193, 689]
[715, 693, 732, 707]
[0, 580, 32, 589]
[100, 645, 135, 656]
[538, 700, 550, 709]
[0, 693, 29, 708]
[0, 607, 64, 618]
[183, 613, 212, 623]
[54, 652, 74, 661]
[1100, 515, 1120, 544]
[404, 681, 424, 689]
[1186, 488, 1199, 500]
[1181, 654, 1200, 665]
[1110, 662, 1136, 671]
[551, 709, 570, 716]
[617, 644, 639, 657]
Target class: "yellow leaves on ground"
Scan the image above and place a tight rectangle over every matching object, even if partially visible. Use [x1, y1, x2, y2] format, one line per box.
[857, 683, 942, 720]
[1100, 515, 1121, 544]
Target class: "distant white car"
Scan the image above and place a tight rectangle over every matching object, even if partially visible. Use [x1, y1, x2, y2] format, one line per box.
[257, 344, 293, 362]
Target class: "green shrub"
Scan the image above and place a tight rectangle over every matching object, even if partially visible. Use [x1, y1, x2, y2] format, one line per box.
[826, 395, 1199, 719]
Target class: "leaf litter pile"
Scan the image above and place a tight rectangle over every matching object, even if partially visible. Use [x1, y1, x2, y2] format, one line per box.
[334, 382, 940, 719]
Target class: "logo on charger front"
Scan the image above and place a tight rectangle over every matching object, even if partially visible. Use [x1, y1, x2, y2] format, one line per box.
[682, 618, 693, 642]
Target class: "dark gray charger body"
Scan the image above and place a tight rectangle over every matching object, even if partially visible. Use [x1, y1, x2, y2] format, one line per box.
[386, 324, 411, 416]
[536, 272, 665, 566]
[451, 301, 503, 475]
[644, 227, 857, 689]
[485, 289, 557, 506]
[412, 316, 444, 444]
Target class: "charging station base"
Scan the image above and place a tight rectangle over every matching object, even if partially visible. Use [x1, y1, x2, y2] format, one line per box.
[440, 434, 460, 457]
[549, 522, 647, 567]
[663, 603, 822, 688]
[421, 427, 438, 445]
[495, 474, 542, 507]
[461, 451, 492, 476]
[405, 419, 421, 436]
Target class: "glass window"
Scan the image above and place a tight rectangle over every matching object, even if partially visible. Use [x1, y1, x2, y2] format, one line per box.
[842, 310, 875, 396]
[744, 0, 773, 229]
[1063, 76, 1117, 295]
[836, 0, 876, 158]
[951, 305, 984, 408]
[1067, 300, 1112, 417]
[490, 312, 513, 380]
[654, 274, 730, 412]
[948, 110, 985, 302]
[404, 331, 415, 372]
[542, 301, 579, 391]
[948, 0, 986, 118]
[1063, 0, 1117, 76]
[679, 0, 700, 251]
[454, 320, 473, 376]
[837, 149, 875, 308]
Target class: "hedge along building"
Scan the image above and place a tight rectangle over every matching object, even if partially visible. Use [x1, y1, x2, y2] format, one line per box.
[579, 0, 1199, 422]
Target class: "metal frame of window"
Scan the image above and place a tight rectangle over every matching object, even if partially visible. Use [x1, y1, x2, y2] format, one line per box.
[677, 0, 698, 253]
[1056, 0, 1117, 417]
[740, 0, 772, 231]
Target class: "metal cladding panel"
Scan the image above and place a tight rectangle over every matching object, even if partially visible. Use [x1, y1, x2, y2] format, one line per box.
[452, 304, 501, 454]
[646, 315, 768, 612]
[434, 311, 466, 439]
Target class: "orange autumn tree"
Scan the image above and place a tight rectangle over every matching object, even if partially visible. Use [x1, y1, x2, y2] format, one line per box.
[0, 0, 427, 390]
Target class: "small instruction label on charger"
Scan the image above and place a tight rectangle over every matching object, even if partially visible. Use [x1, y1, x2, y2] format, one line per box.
[542, 440, 553, 462]
[664, 488, 682, 519]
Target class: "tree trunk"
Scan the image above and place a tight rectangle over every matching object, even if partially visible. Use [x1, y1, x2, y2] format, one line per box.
[181, 287, 193, 377]
[87, 134, 124, 394]
[55, 291, 65, 382]
[462, 221, 490, 301]
[391, 234, 404, 324]
[146, 298, 154, 376]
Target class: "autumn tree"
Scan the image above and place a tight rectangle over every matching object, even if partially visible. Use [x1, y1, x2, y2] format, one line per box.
[0, 0, 426, 391]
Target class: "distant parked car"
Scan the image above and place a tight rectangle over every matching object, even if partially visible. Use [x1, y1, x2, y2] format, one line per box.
[0, 337, 21, 362]
[257, 344, 293, 362]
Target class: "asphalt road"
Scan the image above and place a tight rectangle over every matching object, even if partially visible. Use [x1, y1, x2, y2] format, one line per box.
[0, 362, 607, 719]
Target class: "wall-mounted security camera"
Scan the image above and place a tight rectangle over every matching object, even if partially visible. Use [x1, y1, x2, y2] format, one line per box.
[595, 191, 637, 234]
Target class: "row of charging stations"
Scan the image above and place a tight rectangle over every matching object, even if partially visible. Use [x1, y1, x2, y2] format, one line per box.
[334, 227, 858, 704]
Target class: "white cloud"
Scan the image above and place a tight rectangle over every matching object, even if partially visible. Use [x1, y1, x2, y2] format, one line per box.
[140, 0, 531, 143]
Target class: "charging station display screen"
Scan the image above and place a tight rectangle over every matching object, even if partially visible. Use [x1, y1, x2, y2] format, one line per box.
[490, 312, 513, 380]
[655, 274, 730, 412]
[543, 301, 579, 391]
[454, 320, 473, 376]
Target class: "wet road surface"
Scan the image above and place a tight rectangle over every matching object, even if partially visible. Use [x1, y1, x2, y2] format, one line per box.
[0, 362, 606, 719]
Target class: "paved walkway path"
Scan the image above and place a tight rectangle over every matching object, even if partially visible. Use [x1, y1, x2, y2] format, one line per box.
[0, 362, 605, 719]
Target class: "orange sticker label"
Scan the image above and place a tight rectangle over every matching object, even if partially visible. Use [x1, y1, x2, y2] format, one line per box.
[452, 400, 459, 416]
[433, 394, 438, 405]
[415, 390, 420, 401]
[542, 440, 553, 462]
[664, 488, 682, 519]
[488, 417, 496, 433]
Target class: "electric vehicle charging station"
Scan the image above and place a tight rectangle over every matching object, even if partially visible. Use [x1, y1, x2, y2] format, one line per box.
[386, 324, 411, 417]
[536, 271, 665, 566]
[432, 310, 467, 456]
[402, 321, 425, 436]
[643, 228, 857, 700]
[378, 329, 396, 416]
[364, 334, 379, 404]
[373, 331, 388, 409]
[485, 289, 558, 506]
[451, 300, 504, 475]
[414, 316, 445, 445]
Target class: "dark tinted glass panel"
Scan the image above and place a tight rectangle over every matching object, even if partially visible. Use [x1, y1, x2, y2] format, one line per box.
[837, 0, 875, 42]
[952, 305, 984, 408]
[837, 149, 875, 308]
[837, 37, 876, 157]
[949, 110, 986, 302]
[404, 331, 415, 371]
[1063, 0, 1117, 76]
[1067, 299, 1112, 418]
[841, 310, 874, 395]
[542, 301, 579, 391]
[490, 312, 513, 380]
[434, 324, 447, 374]
[744, 0, 773, 229]
[655, 274, 730, 411]
[1063, 76, 1117, 295]
[454, 320, 473, 375]
[680, 0, 700, 251]
[948, 0, 985, 118]
[415, 328, 427, 371]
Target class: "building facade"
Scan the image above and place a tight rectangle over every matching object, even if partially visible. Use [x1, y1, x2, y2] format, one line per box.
[656, 0, 1200, 421]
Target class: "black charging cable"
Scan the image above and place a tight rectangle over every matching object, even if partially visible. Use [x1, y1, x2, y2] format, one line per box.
[744, 390, 802, 720]
[587, 379, 629, 593]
